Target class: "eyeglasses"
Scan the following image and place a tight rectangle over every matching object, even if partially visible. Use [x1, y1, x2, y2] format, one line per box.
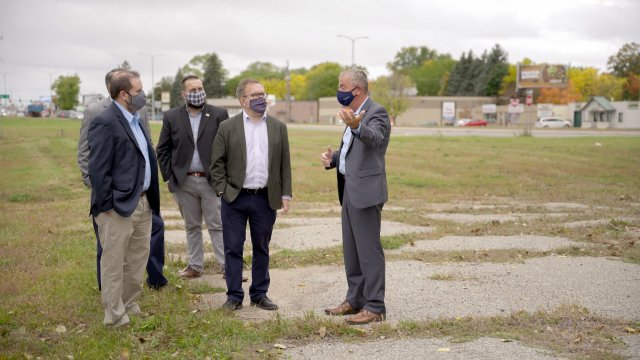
[243, 92, 268, 100]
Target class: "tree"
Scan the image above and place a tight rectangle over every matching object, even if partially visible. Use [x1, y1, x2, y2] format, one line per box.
[370, 73, 413, 125]
[412, 55, 456, 96]
[299, 62, 343, 100]
[170, 68, 184, 108]
[594, 73, 625, 101]
[477, 44, 509, 96]
[387, 46, 438, 74]
[607, 42, 640, 77]
[153, 76, 173, 102]
[202, 53, 227, 98]
[225, 61, 284, 96]
[622, 73, 639, 100]
[500, 58, 533, 98]
[537, 80, 582, 104]
[51, 75, 81, 110]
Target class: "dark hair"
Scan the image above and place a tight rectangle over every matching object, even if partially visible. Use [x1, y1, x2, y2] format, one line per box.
[236, 77, 261, 99]
[105, 67, 125, 87]
[181, 74, 201, 89]
[109, 70, 140, 100]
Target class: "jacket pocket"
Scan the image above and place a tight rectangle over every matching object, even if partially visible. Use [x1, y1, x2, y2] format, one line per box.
[358, 167, 382, 178]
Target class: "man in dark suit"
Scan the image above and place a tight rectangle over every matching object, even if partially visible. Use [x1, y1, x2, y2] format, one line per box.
[78, 68, 167, 291]
[88, 70, 161, 327]
[156, 75, 234, 280]
[211, 77, 292, 311]
[321, 69, 391, 325]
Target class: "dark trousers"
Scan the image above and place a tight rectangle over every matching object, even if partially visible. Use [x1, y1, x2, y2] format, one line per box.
[222, 190, 276, 303]
[94, 210, 167, 289]
[342, 188, 386, 315]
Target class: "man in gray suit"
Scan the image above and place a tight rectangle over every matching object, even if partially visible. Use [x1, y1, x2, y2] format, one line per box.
[78, 68, 167, 291]
[321, 69, 391, 325]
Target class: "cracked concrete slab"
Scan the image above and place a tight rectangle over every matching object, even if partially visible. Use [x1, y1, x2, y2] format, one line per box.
[422, 212, 568, 224]
[393, 235, 583, 253]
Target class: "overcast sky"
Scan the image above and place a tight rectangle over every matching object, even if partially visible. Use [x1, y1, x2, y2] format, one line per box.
[0, 0, 638, 103]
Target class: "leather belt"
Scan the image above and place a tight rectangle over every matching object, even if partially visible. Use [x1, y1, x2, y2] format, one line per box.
[187, 172, 206, 177]
[242, 187, 267, 194]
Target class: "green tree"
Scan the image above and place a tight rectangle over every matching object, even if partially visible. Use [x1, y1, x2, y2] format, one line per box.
[413, 55, 456, 95]
[170, 68, 184, 108]
[202, 53, 227, 98]
[300, 62, 343, 100]
[153, 76, 173, 102]
[51, 75, 81, 110]
[477, 44, 509, 96]
[387, 46, 438, 74]
[607, 42, 640, 77]
[370, 73, 413, 125]
[225, 61, 284, 96]
[594, 73, 625, 101]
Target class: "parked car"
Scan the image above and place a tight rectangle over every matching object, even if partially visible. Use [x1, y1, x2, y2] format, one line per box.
[535, 117, 571, 128]
[462, 119, 487, 127]
[454, 118, 471, 126]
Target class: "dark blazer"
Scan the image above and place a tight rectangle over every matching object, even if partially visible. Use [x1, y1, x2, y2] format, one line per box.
[329, 98, 390, 209]
[156, 104, 229, 193]
[210, 113, 292, 211]
[88, 102, 160, 217]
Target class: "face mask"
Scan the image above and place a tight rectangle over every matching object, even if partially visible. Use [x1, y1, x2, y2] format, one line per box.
[336, 87, 357, 106]
[185, 90, 206, 107]
[249, 97, 267, 114]
[125, 90, 147, 112]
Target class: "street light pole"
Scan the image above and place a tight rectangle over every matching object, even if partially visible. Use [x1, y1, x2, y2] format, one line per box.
[337, 34, 368, 67]
[139, 52, 165, 120]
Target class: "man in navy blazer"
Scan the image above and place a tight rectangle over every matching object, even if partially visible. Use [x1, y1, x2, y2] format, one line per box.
[88, 70, 160, 328]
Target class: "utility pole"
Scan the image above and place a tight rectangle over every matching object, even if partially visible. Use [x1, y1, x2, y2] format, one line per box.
[285, 60, 291, 122]
[337, 34, 368, 67]
[139, 52, 165, 120]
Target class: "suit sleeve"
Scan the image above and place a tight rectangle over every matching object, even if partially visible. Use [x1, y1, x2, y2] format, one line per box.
[88, 115, 114, 213]
[78, 105, 99, 187]
[356, 105, 389, 148]
[140, 108, 153, 147]
[155, 114, 172, 182]
[280, 123, 292, 197]
[210, 126, 228, 194]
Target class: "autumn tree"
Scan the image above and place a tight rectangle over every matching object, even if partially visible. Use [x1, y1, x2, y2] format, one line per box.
[370, 73, 413, 125]
[607, 42, 640, 77]
[51, 75, 81, 110]
[537, 80, 582, 104]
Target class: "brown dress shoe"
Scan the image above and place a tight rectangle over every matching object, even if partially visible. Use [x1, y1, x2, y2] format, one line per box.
[178, 266, 201, 279]
[345, 309, 384, 325]
[324, 301, 359, 316]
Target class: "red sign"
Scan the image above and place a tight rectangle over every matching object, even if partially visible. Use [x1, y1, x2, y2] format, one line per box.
[526, 94, 533, 106]
[510, 98, 519, 106]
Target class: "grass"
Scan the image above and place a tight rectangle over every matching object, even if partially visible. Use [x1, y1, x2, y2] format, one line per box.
[1, 117, 639, 358]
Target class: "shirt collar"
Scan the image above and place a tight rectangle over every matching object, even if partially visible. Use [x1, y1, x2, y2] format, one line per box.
[355, 97, 369, 115]
[114, 101, 139, 125]
[242, 110, 267, 123]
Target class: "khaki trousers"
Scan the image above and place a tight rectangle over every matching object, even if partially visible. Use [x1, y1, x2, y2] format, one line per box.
[95, 195, 151, 327]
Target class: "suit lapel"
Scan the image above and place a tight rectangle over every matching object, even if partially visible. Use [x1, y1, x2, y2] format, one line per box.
[233, 114, 247, 166]
[112, 103, 142, 153]
[196, 105, 210, 142]
[180, 107, 195, 145]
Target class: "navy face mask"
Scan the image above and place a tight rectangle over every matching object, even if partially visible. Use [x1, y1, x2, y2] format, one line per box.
[249, 97, 267, 114]
[336, 87, 357, 106]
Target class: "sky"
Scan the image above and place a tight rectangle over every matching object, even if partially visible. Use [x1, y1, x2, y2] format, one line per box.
[0, 0, 638, 103]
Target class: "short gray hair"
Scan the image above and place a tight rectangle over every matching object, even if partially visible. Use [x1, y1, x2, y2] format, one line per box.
[236, 77, 261, 99]
[340, 69, 368, 92]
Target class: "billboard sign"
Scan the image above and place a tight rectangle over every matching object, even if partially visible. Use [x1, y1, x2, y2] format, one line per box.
[517, 64, 568, 88]
[482, 104, 497, 114]
[537, 103, 554, 118]
[441, 101, 456, 121]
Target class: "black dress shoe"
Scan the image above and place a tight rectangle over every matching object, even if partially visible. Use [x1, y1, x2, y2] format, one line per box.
[220, 299, 243, 311]
[147, 280, 168, 291]
[251, 296, 278, 311]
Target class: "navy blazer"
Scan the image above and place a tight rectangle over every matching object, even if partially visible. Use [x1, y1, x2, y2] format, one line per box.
[88, 102, 160, 217]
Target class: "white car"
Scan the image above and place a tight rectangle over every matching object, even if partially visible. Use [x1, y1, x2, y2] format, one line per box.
[535, 117, 572, 128]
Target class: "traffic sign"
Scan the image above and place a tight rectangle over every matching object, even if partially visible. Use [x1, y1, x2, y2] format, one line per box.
[0, 94, 9, 99]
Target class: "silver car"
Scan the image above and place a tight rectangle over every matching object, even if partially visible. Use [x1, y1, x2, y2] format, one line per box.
[535, 117, 572, 128]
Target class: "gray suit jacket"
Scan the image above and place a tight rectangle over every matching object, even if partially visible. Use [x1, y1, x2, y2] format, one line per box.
[210, 113, 292, 211]
[329, 98, 390, 209]
[78, 98, 150, 187]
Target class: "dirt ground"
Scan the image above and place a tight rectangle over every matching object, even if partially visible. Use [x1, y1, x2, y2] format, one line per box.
[163, 200, 640, 359]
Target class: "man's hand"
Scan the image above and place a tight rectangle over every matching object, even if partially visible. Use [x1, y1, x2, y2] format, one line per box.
[281, 198, 290, 214]
[320, 145, 333, 168]
[339, 108, 366, 129]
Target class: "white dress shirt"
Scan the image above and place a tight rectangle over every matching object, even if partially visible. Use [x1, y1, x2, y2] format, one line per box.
[242, 110, 269, 189]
